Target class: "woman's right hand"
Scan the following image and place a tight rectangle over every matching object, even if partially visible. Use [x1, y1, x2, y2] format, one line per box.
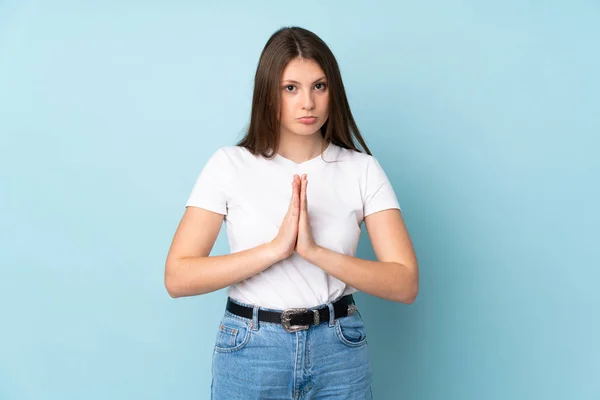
[269, 174, 301, 261]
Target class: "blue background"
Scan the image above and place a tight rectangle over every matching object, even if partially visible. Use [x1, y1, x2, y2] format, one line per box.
[1, 1, 598, 399]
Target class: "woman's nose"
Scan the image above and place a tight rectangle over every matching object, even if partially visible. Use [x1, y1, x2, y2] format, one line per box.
[302, 91, 315, 110]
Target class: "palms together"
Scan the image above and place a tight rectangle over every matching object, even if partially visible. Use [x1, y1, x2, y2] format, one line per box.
[295, 174, 317, 258]
[271, 174, 318, 261]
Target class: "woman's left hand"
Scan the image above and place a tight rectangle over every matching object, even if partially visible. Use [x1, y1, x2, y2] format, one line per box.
[295, 174, 320, 259]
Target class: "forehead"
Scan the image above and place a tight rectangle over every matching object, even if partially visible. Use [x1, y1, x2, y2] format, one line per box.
[281, 58, 325, 80]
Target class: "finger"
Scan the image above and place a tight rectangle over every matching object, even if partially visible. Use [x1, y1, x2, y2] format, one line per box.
[289, 175, 298, 202]
[300, 175, 307, 212]
[304, 175, 308, 211]
[295, 176, 300, 209]
[290, 175, 300, 215]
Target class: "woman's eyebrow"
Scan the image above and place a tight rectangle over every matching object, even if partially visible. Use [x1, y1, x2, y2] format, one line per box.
[281, 76, 327, 84]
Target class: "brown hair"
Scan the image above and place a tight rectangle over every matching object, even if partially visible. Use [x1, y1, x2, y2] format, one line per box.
[236, 26, 372, 158]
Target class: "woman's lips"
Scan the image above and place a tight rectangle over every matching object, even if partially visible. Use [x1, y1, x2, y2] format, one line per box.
[297, 117, 317, 124]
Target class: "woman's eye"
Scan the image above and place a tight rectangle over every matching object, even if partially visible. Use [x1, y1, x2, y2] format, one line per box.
[285, 85, 296, 92]
[314, 83, 327, 90]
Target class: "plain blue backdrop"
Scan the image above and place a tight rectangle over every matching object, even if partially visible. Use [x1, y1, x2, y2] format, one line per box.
[1, 1, 599, 399]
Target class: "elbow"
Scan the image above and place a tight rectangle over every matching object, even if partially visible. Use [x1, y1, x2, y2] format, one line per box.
[164, 257, 209, 298]
[390, 280, 418, 304]
[165, 275, 181, 298]
[164, 260, 183, 298]
[394, 264, 419, 304]
[401, 284, 419, 304]
[165, 279, 181, 298]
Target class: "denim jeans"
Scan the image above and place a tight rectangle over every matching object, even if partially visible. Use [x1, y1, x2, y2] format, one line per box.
[211, 297, 373, 399]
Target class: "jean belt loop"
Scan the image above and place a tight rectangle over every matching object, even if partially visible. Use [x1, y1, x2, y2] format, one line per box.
[251, 305, 260, 331]
[327, 301, 336, 327]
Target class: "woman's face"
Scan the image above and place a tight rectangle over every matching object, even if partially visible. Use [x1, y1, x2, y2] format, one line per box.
[278, 57, 330, 139]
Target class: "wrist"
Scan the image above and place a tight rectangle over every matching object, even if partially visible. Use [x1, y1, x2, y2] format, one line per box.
[300, 244, 322, 262]
[265, 241, 285, 264]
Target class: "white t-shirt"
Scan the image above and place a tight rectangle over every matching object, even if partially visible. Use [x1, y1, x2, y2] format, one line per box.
[185, 142, 401, 309]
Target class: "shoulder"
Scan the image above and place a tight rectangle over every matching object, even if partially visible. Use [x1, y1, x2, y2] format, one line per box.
[198, 146, 246, 177]
[328, 144, 394, 195]
[205, 145, 256, 163]
[214, 145, 263, 168]
[328, 143, 378, 174]
[212, 145, 244, 158]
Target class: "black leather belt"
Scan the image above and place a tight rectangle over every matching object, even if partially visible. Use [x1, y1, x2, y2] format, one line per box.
[226, 294, 356, 332]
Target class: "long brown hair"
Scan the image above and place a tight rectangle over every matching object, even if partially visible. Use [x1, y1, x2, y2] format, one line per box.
[236, 26, 372, 158]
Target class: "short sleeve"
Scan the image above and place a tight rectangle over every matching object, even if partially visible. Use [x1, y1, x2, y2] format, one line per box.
[185, 148, 231, 215]
[363, 156, 401, 217]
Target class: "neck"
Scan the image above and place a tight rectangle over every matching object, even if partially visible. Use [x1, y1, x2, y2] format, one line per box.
[277, 132, 327, 164]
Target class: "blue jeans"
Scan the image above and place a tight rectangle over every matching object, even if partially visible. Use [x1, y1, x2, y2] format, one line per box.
[211, 297, 373, 399]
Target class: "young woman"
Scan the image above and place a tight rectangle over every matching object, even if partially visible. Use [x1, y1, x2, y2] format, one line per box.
[165, 26, 418, 399]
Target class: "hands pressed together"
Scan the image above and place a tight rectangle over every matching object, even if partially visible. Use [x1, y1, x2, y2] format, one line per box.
[270, 174, 319, 261]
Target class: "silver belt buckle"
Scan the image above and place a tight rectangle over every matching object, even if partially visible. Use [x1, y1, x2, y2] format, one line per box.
[281, 308, 312, 332]
[347, 304, 357, 316]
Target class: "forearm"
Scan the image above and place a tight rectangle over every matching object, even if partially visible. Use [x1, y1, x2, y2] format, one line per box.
[304, 246, 418, 304]
[165, 242, 281, 298]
